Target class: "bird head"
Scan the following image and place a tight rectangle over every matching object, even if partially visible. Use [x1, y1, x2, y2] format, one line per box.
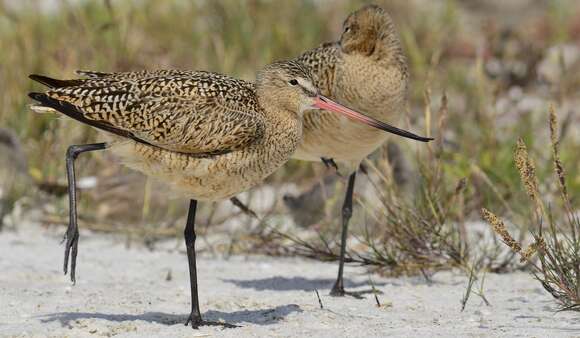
[339, 5, 398, 57]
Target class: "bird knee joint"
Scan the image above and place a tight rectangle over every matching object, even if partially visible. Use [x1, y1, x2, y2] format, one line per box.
[66, 145, 81, 160]
[184, 230, 197, 243]
[342, 206, 353, 219]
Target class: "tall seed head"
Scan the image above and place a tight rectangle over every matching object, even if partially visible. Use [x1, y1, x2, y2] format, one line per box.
[514, 138, 540, 206]
[481, 208, 522, 253]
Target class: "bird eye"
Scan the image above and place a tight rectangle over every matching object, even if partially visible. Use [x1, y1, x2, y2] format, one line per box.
[289, 79, 298, 86]
[344, 26, 351, 33]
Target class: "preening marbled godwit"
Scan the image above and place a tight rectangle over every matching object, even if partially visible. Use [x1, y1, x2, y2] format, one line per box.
[292, 5, 431, 296]
[28, 59, 428, 327]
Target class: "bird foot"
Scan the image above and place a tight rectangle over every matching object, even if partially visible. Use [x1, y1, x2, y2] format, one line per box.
[330, 280, 345, 297]
[330, 282, 366, 299]
[185, 314, 238, 329]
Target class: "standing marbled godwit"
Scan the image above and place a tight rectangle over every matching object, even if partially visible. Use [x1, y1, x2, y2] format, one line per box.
[291, 5, 430, 296]
[28, 59, 429, 327]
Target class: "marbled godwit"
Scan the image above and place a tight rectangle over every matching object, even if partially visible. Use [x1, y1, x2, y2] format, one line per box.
[292, 5, 430, 296]
[28, 59, 428, 327]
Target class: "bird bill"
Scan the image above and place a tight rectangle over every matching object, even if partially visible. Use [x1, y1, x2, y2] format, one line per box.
[312, 95, 433, 142]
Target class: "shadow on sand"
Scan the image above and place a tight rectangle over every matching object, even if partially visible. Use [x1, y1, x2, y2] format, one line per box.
[40, 304, 302, 328]
[222, 276, 386, 292]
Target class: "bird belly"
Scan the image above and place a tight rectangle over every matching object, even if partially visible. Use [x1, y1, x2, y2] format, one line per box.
[109, 140, 286, 202]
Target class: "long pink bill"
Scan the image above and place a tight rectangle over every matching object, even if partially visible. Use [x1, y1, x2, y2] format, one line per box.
[312, 95, 433, 142]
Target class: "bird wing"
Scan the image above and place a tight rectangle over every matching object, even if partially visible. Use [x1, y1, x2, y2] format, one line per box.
[29, 71, 265, 155]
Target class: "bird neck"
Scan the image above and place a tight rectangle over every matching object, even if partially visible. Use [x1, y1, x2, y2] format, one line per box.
[261, 101, 302, 133]
[255, 86, 300, 122]
[254, 97, 303, 172]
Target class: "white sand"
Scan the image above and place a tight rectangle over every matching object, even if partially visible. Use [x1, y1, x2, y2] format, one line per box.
[1, 223, 579, 338]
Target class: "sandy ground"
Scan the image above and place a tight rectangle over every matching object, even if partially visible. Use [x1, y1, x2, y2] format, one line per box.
[1, 223, 580, 338]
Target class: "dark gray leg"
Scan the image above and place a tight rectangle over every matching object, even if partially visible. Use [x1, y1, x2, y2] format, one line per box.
[183, 200, 237, 329]
[184, 199, 203, 327]
[64, 143, 107, 283]
[330, 172, 356, 296]
[321, 157, 338, 172]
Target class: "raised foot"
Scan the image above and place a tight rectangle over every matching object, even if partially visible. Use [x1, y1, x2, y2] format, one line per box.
[185, 314, 238, 329]
[62, 225, 79, 283]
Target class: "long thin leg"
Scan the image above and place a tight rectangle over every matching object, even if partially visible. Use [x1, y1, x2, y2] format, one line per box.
[330, 172, 356, 296]
[64, 143, 107, 283]
[183, 200, 238, 329]
[184, 199, 203, 327]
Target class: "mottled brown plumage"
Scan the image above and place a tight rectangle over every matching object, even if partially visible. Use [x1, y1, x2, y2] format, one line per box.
[30, 62, 320, 201]
[294, 5, 410, 173]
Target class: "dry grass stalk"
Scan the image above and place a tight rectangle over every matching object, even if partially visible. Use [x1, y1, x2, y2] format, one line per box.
[549, 105, 576, 242]
[436, 91, 448, 154]
[460, 260, 491, 311]
[548, 106, 580, 306]
[423, 85, 432, 140]
[470, 163, 514, 215]
[549, 105, 568, 202]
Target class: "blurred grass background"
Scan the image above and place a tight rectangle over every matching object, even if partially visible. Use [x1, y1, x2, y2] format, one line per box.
[0, 0, 579, 254]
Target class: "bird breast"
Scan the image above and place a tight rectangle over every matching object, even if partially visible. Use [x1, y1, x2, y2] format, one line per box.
[108, 115, 301, 201]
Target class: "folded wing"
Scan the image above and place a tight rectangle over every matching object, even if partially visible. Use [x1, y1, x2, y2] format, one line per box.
[29, 71, 264, 156]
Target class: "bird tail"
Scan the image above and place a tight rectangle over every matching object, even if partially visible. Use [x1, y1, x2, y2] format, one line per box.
[28, 73, 151, 145]
[28, 91, 137, 141]
[29, 74, 84, 88]
[28, 74, 80, 114]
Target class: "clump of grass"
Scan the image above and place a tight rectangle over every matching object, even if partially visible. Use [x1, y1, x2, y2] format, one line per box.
[355, 93, 469, 275]
[482, 107, 580, 311]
